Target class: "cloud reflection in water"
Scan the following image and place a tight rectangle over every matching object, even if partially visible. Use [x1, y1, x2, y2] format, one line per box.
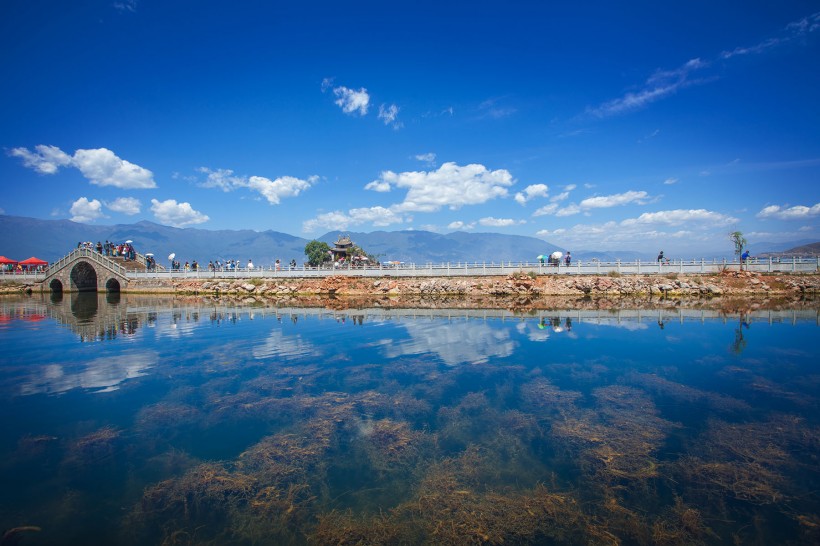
[384, 321, 515, 366]
[20, 350, 157, 395]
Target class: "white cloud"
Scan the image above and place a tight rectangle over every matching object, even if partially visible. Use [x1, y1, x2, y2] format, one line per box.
[198, 167, 244, 191]
[332, 85, 370, 116]
[535, 228, 567, 238]
[536, 190, 648, 218]
[448, 220, 475, 230]
[378, 103, 402, 128]
[306, 162, 516, 232]
[348, 206, 405, 226]
[150, 198, 209, 227]
[70, 197, 106, 223]
[198, 167, 317, 204]
[535, 206, 759, 254]
[364, 179, 392, 192]
[113, 0, 138, 12]
[556, 204, 581, 217]
[247, 175, 316, 205]
[756, 203, 820, 220]
[302, 211, 352, 232]
[588, 58, 706, 118]
[478, 98, 517, 119]
[664, 177, 679, 185]
[514, 183, 549, 205]
[579, 190, 649, 209]
[588, 13, 820, 120]
[621, 209, 738, 227]
[479, 217, 523, 227]
[105, 197, 141, 215]
[9, 144, 72, 174]
[302, 206, 405, 232]
[721, 12, 820, 59]
[372, 162, 514, 213]
[533, 203, 559, 217]
[72, 148, 156, 188]
[12, 145, 156, 189]
[415, 152, 437, 165]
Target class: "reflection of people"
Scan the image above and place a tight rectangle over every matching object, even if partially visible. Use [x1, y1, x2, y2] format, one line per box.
[658, 320, 665, 330]
[565, 317, 572, 331]
[731, 313, 750, 354]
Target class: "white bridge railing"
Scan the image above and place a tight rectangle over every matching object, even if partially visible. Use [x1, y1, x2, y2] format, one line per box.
[2, 256, 818, 282]
[125, 257, 819, 279]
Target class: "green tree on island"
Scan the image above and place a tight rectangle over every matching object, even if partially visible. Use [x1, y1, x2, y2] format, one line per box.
[728, 231, 747, 260]
[304, 240, 331, 267]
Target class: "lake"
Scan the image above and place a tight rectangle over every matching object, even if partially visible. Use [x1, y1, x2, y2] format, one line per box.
[1, 293, 818, 545]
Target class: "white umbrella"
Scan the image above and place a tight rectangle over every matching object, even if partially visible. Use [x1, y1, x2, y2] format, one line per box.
[168, 253, 176, 260]
[125, 240, 133, 244]
[145, 253, 153, 257]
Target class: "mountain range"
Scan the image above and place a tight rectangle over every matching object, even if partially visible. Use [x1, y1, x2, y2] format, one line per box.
[0, 215, 816, 266]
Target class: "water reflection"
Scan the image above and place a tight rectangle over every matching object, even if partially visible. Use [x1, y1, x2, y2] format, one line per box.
[0, 296, 818, 544]
[731, 312, 751, 354]
[385, 321, 515, 365]
[19, 351, 157, 395]
[70, 291, 99, 322]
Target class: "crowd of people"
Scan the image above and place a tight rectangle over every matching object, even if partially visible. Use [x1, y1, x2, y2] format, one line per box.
[166, 258, 300, 272]
[79, 240, 137, 261]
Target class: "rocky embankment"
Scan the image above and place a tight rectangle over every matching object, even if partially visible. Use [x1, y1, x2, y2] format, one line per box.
[165, 270, 819, 299]
[3, 271, 819, 300]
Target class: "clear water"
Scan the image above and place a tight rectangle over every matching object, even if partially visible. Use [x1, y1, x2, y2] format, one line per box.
[1, 293, 818, 545]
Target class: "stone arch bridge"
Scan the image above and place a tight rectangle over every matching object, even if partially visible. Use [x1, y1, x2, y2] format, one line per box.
[40, 249, 130, 293]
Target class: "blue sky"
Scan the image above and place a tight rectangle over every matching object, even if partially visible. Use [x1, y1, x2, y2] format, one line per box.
[1, 1, 818, 256]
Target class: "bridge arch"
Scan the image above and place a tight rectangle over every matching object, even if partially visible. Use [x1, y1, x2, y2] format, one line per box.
[70, 261, 98, 292]
[41, 250, 130, 293]
[105, 278, 121, 293]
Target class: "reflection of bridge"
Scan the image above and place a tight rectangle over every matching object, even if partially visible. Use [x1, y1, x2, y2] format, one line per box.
[2, 292, 134, 341]
[4, 294, 816, 342]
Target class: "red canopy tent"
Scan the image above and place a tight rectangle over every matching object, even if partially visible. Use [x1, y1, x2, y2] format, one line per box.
[19, 257, 48, 270]
[0, 256, 17, 265]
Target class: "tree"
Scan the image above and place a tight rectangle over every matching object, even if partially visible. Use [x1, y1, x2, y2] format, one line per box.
[728, 231, 747, 259]
[304, 240, 331, 267]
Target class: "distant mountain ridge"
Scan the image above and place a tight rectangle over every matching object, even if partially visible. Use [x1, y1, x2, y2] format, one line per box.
[0, 215, 563, 266]
[0, 215, 816, 266]
[758, 242, 820, 258]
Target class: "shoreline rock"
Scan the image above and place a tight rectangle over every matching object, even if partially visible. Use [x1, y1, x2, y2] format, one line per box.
[158, 271, 820, 299]
[3, 271, 819, 299]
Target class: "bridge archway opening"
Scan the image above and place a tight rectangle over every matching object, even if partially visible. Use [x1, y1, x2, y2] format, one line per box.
[70, 261, 98, 292]
[105, 278, 121, 293]
[49, 278, 64, 293]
